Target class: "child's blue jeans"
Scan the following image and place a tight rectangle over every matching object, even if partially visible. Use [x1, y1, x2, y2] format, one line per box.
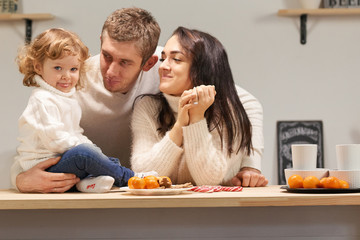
[46, 143, 134, 187]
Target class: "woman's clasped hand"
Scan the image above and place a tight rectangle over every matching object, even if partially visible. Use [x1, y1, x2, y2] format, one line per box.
[178, 85, 216, 126]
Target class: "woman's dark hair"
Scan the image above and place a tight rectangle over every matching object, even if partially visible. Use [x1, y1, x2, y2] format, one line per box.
[142, 26, 253, 156]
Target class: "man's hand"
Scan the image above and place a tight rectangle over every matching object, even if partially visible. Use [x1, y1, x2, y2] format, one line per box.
[231, 167, 268, 187]
[16, 157, 80, 193]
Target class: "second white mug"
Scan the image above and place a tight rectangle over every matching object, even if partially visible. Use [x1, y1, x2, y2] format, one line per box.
[291, 144, 317, 170]
[336, 144, 360, 170]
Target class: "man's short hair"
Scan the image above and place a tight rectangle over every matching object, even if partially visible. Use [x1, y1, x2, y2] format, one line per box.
[101, 7, 161, 66]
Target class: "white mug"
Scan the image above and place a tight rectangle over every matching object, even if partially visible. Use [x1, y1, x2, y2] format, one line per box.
[336, 144, 360, 170]
[291, 144, 317, 170]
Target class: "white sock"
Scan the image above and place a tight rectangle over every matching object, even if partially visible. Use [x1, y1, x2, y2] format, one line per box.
[76, 176, 115, 193]
[134, 171, 158, 178]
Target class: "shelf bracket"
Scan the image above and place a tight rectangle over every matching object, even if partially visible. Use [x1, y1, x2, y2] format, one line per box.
[300, 14, 307, 45]
[25, 18, 32, 44]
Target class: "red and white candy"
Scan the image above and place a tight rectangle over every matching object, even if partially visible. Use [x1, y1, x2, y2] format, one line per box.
[189, 185, 243, 193]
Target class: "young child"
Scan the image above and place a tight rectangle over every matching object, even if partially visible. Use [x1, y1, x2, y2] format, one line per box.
[12, 28, 156, 193]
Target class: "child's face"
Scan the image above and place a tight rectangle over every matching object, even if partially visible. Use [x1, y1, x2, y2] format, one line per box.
[35, 54, 80, 93]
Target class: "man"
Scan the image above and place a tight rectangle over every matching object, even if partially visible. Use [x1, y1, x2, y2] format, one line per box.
[13, 8, 268, 193]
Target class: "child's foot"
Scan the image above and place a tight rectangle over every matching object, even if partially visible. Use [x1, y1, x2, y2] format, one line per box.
[134, 171, 158, 178]
[76, 176, 115, 193]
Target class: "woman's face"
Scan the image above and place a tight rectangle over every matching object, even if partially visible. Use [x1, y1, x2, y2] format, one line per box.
[158, 35, 193, 96]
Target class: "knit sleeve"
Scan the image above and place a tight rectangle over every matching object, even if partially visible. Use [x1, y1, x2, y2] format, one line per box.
[236, 86, 264, 170]
[130, 97, 184, 176]
[23, 96, 84, 153]
[182, 119, 228, 185]
[182, 86, 264, 186]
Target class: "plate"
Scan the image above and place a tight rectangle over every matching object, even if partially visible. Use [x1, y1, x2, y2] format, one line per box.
[280, 185, 360, 193]
[119, 186, 193, 196]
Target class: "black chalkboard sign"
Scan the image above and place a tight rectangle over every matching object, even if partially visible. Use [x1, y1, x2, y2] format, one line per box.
[277, 121, 324, 185]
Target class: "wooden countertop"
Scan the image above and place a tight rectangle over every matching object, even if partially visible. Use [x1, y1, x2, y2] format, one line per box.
[1, 185, 359, 210]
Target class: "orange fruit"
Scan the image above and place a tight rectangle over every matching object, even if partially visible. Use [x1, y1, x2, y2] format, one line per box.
[288, 174, 304, 188]
[303, 176, 320, 188]
[318, 177, 328, 188]
[144, 176, 160, 189]
[128, 177, 135, 188]
[321, 176, 341, 189]
[339, 179, 350, 189]
[144, 175, 158, 181]
[128, 176, 146, 189]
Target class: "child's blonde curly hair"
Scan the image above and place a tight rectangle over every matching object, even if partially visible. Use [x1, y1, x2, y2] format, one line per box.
[17, 28, 89, 89]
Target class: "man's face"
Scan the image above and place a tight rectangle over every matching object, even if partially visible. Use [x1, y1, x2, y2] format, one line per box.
[100, 33, 143, 93]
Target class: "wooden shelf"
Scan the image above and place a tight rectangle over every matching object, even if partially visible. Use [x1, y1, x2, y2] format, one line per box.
[278, 8, 360, 44]
[0, 13, 54, 43]
[0, 13, 54, 21]
[278, 8, 360, 16]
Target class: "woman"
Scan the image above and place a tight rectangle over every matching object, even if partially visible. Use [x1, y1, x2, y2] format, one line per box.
[131, 27, 267, 186]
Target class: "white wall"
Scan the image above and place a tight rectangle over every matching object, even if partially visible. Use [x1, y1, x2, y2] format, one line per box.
[1, 0, 360, 188]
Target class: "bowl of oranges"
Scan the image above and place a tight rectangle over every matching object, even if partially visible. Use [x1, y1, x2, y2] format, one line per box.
[287, 174, 349, 189]
[284, 168, 329, 186]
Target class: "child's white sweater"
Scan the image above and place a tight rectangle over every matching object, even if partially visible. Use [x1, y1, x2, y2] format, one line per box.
[11, 76, 92, 187]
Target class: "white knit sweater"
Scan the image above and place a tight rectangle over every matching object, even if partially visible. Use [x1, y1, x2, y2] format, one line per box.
[75, 50, 161, 166]
[131, 85, 264, 186]
[11, 75, 93, 187]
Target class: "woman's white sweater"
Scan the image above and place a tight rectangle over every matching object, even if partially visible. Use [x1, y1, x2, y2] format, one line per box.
[130, 85, 264, 186]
